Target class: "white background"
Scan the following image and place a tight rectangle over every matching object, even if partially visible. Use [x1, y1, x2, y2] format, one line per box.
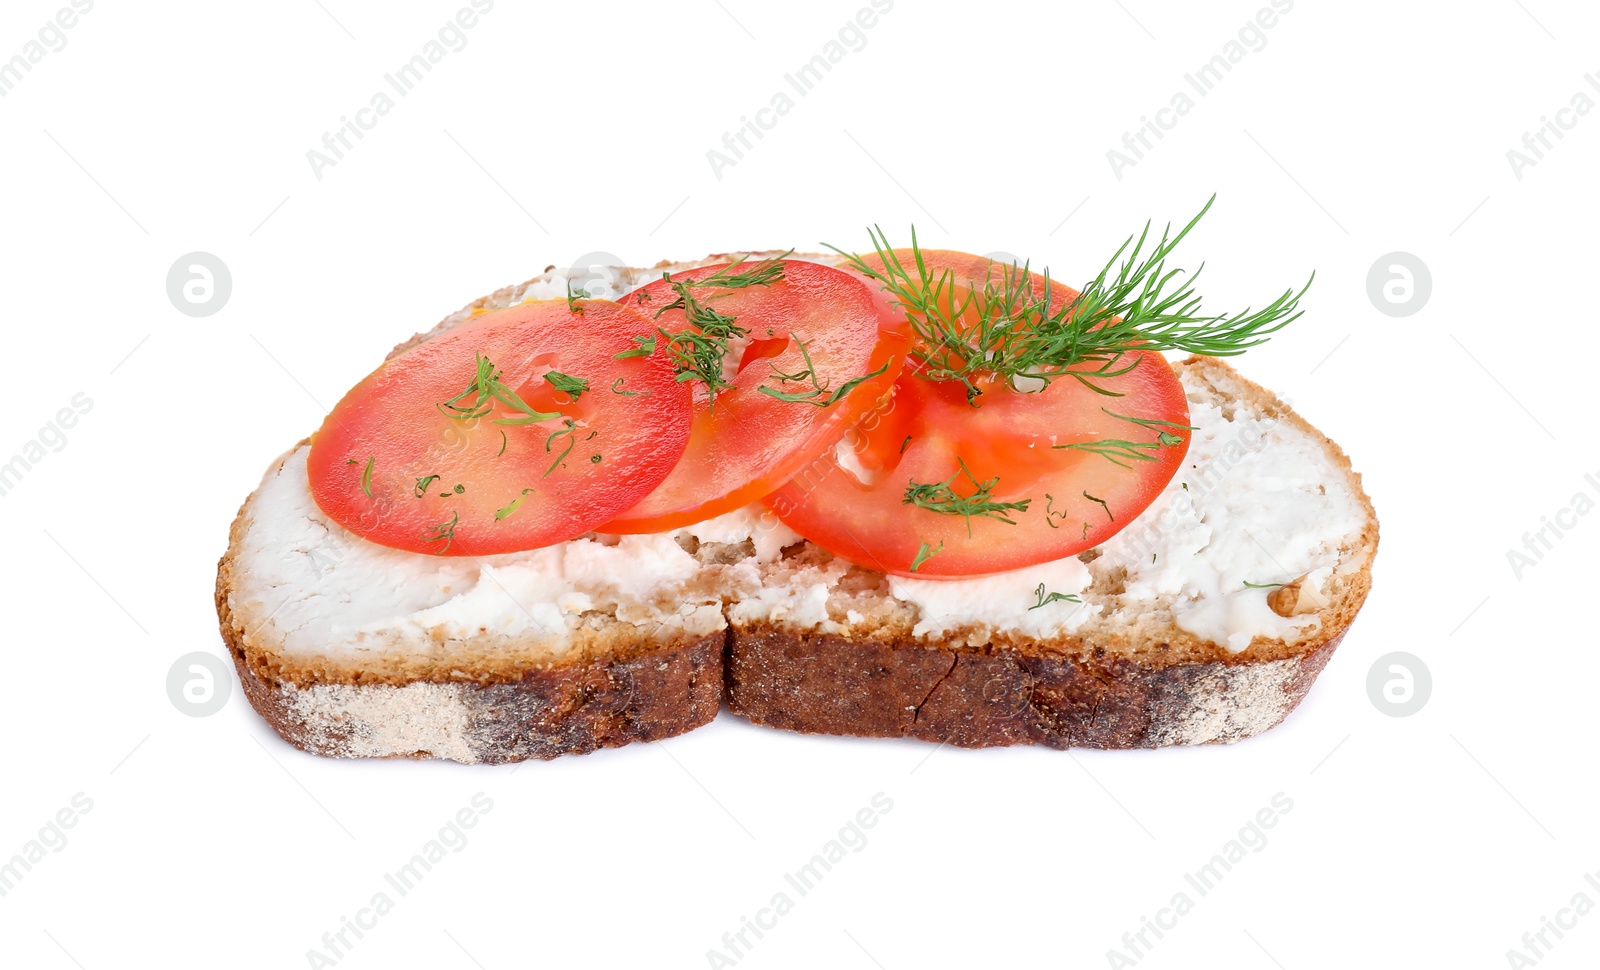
[2, 1, 1596, 967]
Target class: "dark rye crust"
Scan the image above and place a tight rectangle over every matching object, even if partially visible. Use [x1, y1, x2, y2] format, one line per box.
[725, 624, 1345, 749]
[229, 633, 722, 764]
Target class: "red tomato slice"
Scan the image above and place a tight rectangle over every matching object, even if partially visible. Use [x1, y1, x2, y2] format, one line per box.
[765, 250, 1191, 578]
[307, 299, 691, 556]
[599, 259, 908, 533]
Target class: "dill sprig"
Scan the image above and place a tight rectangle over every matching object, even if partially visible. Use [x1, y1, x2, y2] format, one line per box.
[1054, 437, 1169, 468]
[1029, 583, 1082, 610]
[565, 280, 588, 314]
[614, 334, 658, 359]
[437, 353, 562, 426]
[758, 335, 891, 407]
[494, 488, 535, 521]
[655, 280, 748, 408]
[658, 318, 745, 406]
[1055, 408, 1193, 468]
[691, 252, 792, 288]
[652, 253, 791, 410]
[543, 370, 589, 400]
[359, 456, 374, 498]
[421, 510, 459, 553]
[828, 197, 1311, 403]
[544, 419, 577, 477]
[1042, 493, 1072, 530]
[1101, 409, 1194, 434]
[903, 459, 1032, 536]
[1083, 490, 1113, 522]
[910, 539, 943, 572]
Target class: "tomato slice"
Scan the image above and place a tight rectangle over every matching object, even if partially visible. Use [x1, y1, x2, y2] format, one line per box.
[307, 299, 691, 556]
[599, 259, 908, 533]
[764, 250, 1191, 578]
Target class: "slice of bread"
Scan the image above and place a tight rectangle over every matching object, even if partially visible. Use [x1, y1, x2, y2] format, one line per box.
[216, 254, 1377, 762]
[726, 355, 1378, 748]
[216, 254, 790, 764]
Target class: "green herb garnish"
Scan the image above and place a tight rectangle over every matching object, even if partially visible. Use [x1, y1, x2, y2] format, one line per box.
[829, 197, 1310, 403]
[421, 510, 459, 553]
[1101, 409, 1196, 435]
[653, 254, 790, 410]
[566, 280, 588, 313]
[1029, 583, 1083, 610]
[437, 353, 562, 426]
[544, 419, 577, 477]
[689, 253, 792, 289]
[614, 334, 658, 359]
[494, 489, 535, 521]
[903, 459, 1031, 536]
[1042, 493, 1071, 530]
[360, 456, 374, 498]
[544, 370, 590, 400]
[910, 539, 943, 572]
[1053, 438, 1164, 468]
[757, 335, 892, 407]
[656, 290, 746, 407]
[1054, 409, 1196, 467]
[1083, 490, 1113, 522]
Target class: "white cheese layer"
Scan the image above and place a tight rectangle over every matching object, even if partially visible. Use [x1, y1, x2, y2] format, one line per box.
[233, 448, 799, 659]
[1092, 393, 1366, 651]
[889, 555, 1096, 640]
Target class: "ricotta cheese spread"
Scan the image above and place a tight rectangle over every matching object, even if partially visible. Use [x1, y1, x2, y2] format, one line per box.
[1092, 394, 1366, 650]
[234, 447, 796, 659]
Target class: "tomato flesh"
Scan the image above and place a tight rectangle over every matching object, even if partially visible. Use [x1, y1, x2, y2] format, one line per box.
[765, 250, 1191, 578]
[600, 259, 908, 533]
[307, 299, 691, 556]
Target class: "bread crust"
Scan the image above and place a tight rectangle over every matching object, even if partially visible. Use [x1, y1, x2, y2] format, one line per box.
[725, 622, 1344, 748]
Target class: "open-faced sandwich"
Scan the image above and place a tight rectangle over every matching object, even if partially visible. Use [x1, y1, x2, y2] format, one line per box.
[216, 201, 1377, 763]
